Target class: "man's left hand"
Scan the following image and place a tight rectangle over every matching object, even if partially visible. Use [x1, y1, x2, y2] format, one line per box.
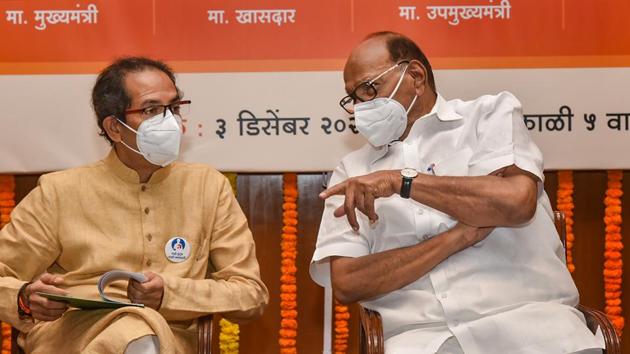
[319, 170, 400, 231]
[127, 271, 164, 310]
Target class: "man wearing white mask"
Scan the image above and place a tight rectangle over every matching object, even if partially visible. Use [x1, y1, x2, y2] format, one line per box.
[310, 32, 604, 354]
[0, 57, 268, 353]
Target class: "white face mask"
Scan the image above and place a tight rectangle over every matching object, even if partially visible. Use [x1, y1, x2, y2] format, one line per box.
[354, 65, 418, 147]
[117, 109, 182, 167]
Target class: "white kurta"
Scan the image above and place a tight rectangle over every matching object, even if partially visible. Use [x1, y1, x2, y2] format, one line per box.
[311, 92, 604, 354]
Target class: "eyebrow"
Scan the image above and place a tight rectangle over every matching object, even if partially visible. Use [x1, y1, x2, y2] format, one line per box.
[139, 99, 162, 107]
[139, 95, 181, 107]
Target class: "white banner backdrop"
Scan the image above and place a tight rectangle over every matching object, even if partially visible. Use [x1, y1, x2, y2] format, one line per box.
[1, 67, 629, 173]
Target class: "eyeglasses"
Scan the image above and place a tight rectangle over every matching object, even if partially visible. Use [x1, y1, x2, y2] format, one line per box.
[125, 100, 191, 118]
[339, 61, 409, 114]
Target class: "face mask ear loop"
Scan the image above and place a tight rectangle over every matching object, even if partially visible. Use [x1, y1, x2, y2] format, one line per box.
[115, 118, 143, 156]
[119, 139, 143, 156]
[116, 118, 140, 135]
[388, 64, 409, 100]
[406, 95, 418, 114]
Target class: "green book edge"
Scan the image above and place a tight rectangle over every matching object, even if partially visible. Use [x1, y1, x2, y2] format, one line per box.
[37, 292, 144, 310]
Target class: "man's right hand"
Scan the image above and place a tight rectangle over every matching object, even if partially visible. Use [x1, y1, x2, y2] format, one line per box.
[453, 222, 494, 248]
[22, 273, 69, 321]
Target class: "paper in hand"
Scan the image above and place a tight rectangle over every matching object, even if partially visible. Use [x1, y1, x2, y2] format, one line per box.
[37, 270, 147, 310]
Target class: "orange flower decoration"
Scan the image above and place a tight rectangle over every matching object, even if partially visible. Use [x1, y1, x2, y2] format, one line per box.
[334, 300, 349, 354]
[604, 170, 624, 336]
[0, 175, 15, 354]
[557, 171, 575, 273]
[280, 173, 299, 353]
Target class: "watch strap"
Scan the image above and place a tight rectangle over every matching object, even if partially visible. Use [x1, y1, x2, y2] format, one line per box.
[400, 177, 413, 198]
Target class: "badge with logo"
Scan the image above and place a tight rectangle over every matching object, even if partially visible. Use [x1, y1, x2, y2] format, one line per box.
[164, 237, 191, 263]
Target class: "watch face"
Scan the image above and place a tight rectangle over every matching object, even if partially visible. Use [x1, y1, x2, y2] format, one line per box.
[401, 168, 418, 178]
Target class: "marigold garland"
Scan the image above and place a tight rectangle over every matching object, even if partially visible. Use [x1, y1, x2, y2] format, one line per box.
[333, 300, 349, 354]
[604, 170, 624, 336]
[280, 173, 298, 354]
[219, 173, 240, 354]
[0, 322, 9, 354]
[0, 175, 16, 354]
[557, 171, 575, 273]
[219, 318, 240, 354]
[0, 175, 15, 228]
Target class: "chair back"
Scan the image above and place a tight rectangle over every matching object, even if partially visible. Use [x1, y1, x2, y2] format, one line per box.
[11, 327, 21, 354]
[359, 307, 384, 354]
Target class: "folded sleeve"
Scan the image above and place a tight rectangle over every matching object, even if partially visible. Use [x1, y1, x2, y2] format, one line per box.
[467, 91, 544, 182]
[159, 176, 268, 322]
[309, 162, 371, 288]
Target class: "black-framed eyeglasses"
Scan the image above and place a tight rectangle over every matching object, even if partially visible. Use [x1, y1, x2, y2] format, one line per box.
[339, 61, 409, 114]
[125, 100, 191, 118]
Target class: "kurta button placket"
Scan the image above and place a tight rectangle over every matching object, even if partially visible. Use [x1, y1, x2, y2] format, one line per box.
[139, 186, 154, 265]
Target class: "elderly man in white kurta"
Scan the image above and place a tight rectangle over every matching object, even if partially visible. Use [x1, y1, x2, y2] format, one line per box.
[310, 32, 604, 354]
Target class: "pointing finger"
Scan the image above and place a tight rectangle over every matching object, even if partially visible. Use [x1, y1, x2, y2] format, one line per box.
[319, 181, 347, 199]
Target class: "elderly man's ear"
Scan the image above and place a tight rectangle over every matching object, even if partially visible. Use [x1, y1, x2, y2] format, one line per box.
[408, 60, 428, 96]
[103, 116, 122, 143]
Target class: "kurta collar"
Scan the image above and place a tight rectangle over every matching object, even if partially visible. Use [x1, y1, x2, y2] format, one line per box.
[367, 93, 463, 165]
[103, 149, 173, 185]
[434, 93, 463, 122]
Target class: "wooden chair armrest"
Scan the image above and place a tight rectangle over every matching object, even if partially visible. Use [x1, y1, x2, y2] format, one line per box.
[197, 314, 213, 354]
[577, 304, 621, 354]
[11, 326, 23, 354]
[359, 306, 384, 354]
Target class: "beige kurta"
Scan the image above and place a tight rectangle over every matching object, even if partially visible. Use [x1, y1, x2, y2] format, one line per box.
[0, 150, 268, 353]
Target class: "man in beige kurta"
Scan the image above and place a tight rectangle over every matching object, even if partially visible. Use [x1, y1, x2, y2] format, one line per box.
[0, 57, 268, 353]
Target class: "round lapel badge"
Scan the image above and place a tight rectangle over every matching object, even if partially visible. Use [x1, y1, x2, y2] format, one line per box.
[165, 236, 191, 263]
